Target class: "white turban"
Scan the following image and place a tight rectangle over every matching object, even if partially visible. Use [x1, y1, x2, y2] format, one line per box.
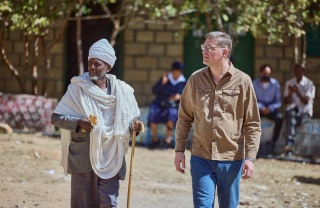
[88, 39, 117, 67]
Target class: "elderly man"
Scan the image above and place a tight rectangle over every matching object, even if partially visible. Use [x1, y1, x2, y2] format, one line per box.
[51, 39, 142, 208]
[174, 31, 261, 207]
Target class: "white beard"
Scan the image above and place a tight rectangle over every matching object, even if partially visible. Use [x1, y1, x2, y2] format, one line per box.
[90, 76, 98, 81]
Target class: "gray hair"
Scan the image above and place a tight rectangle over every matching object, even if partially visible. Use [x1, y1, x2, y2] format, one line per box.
[205, 31, 232, 58]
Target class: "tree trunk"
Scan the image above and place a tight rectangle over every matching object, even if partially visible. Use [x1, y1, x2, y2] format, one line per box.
[0, 29, 26, 93]
[76, 0, 84, 75]
[40, 36, 50, 97]
[23, 36, 29, 90]
[32, 37, 39, 95]
[301, 34, 306, 65]
[294, 36, 299, 64]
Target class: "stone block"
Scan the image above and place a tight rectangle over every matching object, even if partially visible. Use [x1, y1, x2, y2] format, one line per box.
[3, 41, 13, 53]
[135, 57, 157, 69]
[279, 59, 292, 72]
[166, 44, 183, 56]
[53, 55, 64, 68]
[255, 38, 269, 46]
[50, 42, 64, 54]
[156, 32, 173, 43]
[147, 23, 165, 30]
[14, 41, 24, 53]
[272, 72, 284, 84]
[125, 43, 146, 55]
[135, 95, 150, 107]
[6, 54, 21, 65]
[254, 46, 264, 58]
[128, 20, 146, 30]
[173, 32, 183, 43]
[150, 70, 165, 82]
[128, 82, 142, 94]
[306, 58, 320, 70]
[123, 69, 148, 82]
[136, 31, 154, 42]
[124, 56, 133, 68]
[48, 67, 63, 80]
[148, 44, 164, 55]
[265, 47, 283, 58]
[9, 31, 22, 40]
[166, 21, 182, 30]
[47, 29, 55, 41]
[284, 47, 294, 58]
[282, 36, 292, 46]
[142, 82, 154, 94]
[0, 67, 12, 79]
[124, 30, 134, 42]
[52, 19, 65, 29]
[5, 79, 23, 94]
[159, 57, 174, 68]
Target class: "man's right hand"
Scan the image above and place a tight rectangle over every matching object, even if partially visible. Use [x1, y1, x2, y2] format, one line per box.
[78, 118, 93, 132]
[161, 72, 168, 85]
[174, 152, 186, 174]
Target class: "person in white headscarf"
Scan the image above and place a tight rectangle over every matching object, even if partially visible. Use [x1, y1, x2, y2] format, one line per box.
[51, 39, 142, 208]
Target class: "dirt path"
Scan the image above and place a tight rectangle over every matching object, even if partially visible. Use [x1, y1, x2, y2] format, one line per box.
[0, 133, 319, 208]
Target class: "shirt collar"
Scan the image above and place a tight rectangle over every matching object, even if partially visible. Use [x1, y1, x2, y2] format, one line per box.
[296, 76, 308, 86]
[203, 62, 236, 77]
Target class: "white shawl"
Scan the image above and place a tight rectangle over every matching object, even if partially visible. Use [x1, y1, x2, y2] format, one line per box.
[54, 72, 140, 179]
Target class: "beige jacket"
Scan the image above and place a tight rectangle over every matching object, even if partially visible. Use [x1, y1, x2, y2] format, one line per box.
[175, 63, 261, 160]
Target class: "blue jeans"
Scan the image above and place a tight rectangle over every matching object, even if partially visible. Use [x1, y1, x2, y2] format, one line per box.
[190, 155, 243, 208]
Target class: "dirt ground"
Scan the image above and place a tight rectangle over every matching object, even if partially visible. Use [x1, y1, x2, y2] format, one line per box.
[0, 133, 319, 208]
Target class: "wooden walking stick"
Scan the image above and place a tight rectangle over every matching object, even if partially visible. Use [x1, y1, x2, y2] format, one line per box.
[127, 121, 144, 208]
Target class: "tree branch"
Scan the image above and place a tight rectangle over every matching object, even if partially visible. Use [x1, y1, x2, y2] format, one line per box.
[0, 29, 26, 93]
[48, 0, 77, 51]
[23, 35, 29, 89]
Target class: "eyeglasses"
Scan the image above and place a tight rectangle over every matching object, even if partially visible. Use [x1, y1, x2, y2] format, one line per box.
[200, 44, 224, 52]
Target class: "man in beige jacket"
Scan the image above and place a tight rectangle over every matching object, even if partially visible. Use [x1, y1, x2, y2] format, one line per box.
[174, 31, 261, 208]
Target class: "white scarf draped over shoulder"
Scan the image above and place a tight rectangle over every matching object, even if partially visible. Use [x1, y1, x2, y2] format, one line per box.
[54, 72, 140, 179]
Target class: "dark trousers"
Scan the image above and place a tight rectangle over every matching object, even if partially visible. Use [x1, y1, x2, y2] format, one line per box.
[285, 108, 310, 146]
[261, 110, 283, 145]
[71, 171, 120, 208]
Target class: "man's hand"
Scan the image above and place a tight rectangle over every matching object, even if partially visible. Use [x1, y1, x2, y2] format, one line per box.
[260, 107, 270, 115]
[161, 72, 168, 85]
[174, 152, 186, 174]
[242, 159, 255, 180]
[131, 119, 144, 132]
[78, 118, 93, 132]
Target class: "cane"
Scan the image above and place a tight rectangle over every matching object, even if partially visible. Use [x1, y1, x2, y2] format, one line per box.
[127, 122, 144, 208]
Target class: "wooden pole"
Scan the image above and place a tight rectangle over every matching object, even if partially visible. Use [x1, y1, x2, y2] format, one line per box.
[127, 122, 144, 208]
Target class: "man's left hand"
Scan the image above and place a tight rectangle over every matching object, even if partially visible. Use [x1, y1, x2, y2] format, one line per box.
[131, 119, 144, 132]
[242, 159, 255, 180]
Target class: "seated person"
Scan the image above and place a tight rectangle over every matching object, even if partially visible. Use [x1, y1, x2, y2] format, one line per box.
[283, 63, 315, 156]
[148, 61, 187, 148]
[253, 64, 283, 156]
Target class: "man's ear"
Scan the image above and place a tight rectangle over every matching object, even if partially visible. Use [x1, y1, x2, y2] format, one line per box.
[223, 48, 228, 58]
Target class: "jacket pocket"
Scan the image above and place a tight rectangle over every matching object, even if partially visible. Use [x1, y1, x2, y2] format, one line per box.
[194, 88, 212, 108]
[222, 88, 240, 109]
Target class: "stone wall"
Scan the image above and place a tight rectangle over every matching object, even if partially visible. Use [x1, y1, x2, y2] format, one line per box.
[1, 22, 319, 118]
[0, 22, 65, 98]
[122, 19, 184, 106]
[254, 37, 320, 118]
